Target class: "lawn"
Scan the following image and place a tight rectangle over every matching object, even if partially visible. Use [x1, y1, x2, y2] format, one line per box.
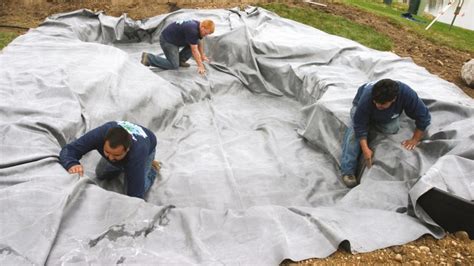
[262, 0, 473, 53]
[260, 2, 394, 51]
[1, 0, 472, 53]
[0, 31, 19, 50]
[345, 0, 474, 52]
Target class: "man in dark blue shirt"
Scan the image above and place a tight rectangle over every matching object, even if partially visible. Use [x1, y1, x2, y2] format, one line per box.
[59, 121, 160, 199]
[141, 19, 215, 75]
[340, 79, 431, 188]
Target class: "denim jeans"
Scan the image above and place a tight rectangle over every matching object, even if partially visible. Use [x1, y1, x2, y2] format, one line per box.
[146, 38, 193, 69]
[340, 106, 400, 176]
[96, 148, 157, 193]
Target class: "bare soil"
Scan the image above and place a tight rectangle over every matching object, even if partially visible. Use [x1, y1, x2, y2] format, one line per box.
[315, 1, 474, 98]
[0, 1, 473, 264]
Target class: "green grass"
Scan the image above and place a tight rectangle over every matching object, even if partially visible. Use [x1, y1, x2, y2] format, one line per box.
[344, 0, 474, 52]
[0, 31, 19, 50]
[260, 3, 393, 51]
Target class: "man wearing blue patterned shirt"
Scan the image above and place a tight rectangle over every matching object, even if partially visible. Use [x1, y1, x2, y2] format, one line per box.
[59, 121, 160, 199]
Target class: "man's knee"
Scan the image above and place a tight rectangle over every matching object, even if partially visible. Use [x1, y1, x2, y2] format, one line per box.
[169, 61, 179, 70]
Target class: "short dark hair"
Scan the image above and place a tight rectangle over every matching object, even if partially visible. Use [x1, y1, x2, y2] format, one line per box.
[105, 127, 132, 150]
[372, 79, 399, 103]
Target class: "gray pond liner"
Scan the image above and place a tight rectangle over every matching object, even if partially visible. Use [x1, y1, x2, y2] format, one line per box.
[0, 6, 473, 265]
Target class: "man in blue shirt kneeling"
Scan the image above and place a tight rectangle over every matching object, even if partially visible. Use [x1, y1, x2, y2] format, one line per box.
[141, 19, 215, 75]
[340, 79, 431, 188]
[59, 121, 160, 199]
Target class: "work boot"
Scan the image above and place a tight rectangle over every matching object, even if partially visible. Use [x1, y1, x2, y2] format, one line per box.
[342, 175, 357, 188]
[141, 52, 150, 66]
[179, 61, 190, 67]
[152, 160, 161, 172]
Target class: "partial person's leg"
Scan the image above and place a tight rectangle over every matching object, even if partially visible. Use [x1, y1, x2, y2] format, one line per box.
[143, 149, 158, 193]
[179, 45, 193, 64]
[95, 158, 123, 180]
[340, 106, 360, 187]
[340, 126, 361, 176]
[146, 38, 180, 69]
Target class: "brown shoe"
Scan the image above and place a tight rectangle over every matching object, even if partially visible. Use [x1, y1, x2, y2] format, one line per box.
[141, 52, 150, 66]
[179, 61, 190, 67]
[152, 160, 161, 172]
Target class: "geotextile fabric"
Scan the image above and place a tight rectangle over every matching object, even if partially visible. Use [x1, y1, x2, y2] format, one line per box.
[0, 7, 473, 265]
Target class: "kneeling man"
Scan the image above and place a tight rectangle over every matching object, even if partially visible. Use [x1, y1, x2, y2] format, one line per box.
[340, 79, 431, 188]
[59, 121, 160, 199]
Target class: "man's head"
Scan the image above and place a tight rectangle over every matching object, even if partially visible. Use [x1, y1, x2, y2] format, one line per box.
[372, 79, 399, 110]
[199, 19, 215, 38]
[103, 127, 132, 162]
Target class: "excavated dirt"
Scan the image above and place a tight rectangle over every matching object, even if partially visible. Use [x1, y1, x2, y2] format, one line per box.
[314, 2, 474, 98]
[0, 0, 473, 264]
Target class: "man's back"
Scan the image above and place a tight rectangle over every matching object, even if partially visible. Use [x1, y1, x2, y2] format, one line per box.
[161, 19, 200, 47]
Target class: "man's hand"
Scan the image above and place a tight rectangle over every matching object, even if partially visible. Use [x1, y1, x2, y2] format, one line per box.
[402, 129, 424, 150]
[362, 147, 373, 168]
[198, 65, 206, 75]
[402, 138, 419, 150]
[68, 164, 84, 176]
[202, 55, 210, 63]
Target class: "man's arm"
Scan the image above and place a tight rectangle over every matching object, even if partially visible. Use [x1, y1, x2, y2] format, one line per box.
[359, 138, 373, 168]
[190, 44, 206, 75]
[353, 100, 373, 167]
[124, 158, 147, 199]
[402, 128, 424, 150]
[59, 124, 108, 175]
[400, 83, 431, 150]
[198, 41, 209, 62]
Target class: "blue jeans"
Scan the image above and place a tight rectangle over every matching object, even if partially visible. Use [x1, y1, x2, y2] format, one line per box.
[96, 149, 157, 193]
[146, 37, 193, 69]
[340, 106, 400, 176]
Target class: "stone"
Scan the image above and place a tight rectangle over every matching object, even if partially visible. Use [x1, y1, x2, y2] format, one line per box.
[391, 245, 403, 253]
[454, 231, 470, 242]
[419, 246, 430, 253]
[461, 59, 474, 88]
[395, 254, 403, 262]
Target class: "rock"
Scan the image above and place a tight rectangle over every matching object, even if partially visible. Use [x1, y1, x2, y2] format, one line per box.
[391, 245, 403, 254]
[452, 252, 462, 258]
[411, 260, 421, 265]
[437, 59, 444, 66]
[455, 259, 462, 266]
[395, 254, 403, 262]
[461, 59, 474, 88]
[454, 231, 470, 242]
[451, 240, 458, 246]
[419, 246, 430, 253]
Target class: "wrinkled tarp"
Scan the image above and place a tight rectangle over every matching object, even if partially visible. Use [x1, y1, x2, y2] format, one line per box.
[0, 7, 473, 265]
